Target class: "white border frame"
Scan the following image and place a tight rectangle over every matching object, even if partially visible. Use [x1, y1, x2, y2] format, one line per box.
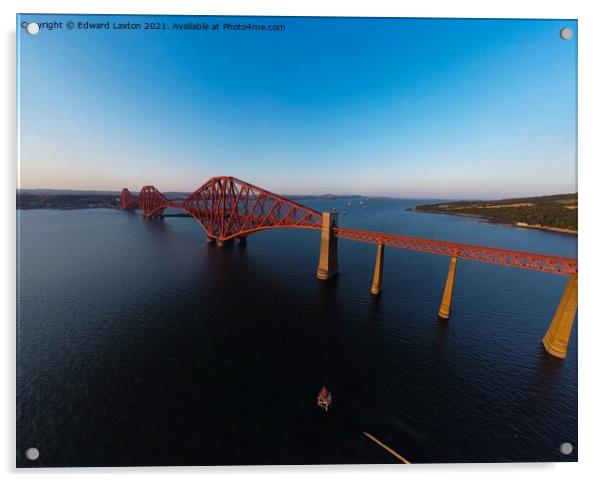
[3, 1, 600, 481]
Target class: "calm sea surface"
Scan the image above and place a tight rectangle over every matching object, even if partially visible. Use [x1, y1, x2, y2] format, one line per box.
[17, 199, 578, 466]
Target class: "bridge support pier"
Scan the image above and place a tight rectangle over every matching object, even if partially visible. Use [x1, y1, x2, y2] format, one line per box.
[317, 212, 339, 280]
[438, 256, 458, 320]
[370, 243, 385, 295]
[542, 274, 578, 359]
[217, 239, 233, 248]
[237, 236, 247, 246]
[206, 236, 216, 244]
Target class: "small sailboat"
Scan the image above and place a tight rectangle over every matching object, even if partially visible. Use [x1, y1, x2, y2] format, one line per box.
[358, 200, 364, 206]
[317, 386, 332, 412]
[347, 200, 352, 207]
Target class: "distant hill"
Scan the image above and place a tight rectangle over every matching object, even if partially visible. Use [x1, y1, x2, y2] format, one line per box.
[412, 193, 577, 233]
[16, 190, 365, 210]
[17, 193, 120, 210]
[17, 188, 192, 197]
[18, 188, 121, 196]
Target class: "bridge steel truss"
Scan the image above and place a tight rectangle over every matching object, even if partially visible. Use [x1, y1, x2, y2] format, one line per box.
[333, 227, 576, 276]
[120, 176, 578, 359]
[119, 188, 138, 210]
[121, 176, 322, 239]
[181, 177, 322, 240]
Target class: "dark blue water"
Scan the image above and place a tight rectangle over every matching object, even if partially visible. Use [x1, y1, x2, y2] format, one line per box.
[16, 199, 577, 466]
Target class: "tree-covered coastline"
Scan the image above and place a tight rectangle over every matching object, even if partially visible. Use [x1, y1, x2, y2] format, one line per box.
[413, 193, 577, 233]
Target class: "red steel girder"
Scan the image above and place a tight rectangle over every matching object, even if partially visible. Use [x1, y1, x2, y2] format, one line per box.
[333, 227, 577, 275]
[121, 178, 577, 276]
[119, 188, 138, 210]
[137, 185, 172, 217]
[180, 176, 323, 240]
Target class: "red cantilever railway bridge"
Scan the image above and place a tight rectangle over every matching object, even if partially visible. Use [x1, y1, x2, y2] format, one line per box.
[120, 176, 578, 359]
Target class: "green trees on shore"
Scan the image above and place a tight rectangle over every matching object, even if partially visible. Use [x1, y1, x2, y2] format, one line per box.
[414, 193, 577, 231]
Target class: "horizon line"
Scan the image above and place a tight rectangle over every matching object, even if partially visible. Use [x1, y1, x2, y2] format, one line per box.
[16, 187, 578, 201]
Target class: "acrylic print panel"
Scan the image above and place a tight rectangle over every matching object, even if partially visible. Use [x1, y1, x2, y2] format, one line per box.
[16, 14, 577, 467]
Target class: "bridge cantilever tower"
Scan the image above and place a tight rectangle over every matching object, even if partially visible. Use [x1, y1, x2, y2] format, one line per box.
[120, 176, 578, 359]
[137, 185, 175, 219]
[119, 188, 138, 210]
[182, 176, 322, 245]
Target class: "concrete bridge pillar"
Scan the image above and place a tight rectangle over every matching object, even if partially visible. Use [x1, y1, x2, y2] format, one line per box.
[438, 256, 458, 320]
[206, 236, 216, 244]
[237, 236, 247, 246]
[370, 243, 385, 295]
[316, 212, 339, 280]
[217, 239, 233, 248]
[543, 274, 578, 359]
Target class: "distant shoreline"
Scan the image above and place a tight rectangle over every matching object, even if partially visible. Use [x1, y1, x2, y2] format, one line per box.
[408, 207, 577, 236]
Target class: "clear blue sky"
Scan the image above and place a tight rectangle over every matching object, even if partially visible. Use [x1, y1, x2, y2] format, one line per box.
[17, 15, 577, 198]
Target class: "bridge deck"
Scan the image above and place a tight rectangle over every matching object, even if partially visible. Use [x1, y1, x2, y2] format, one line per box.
[120, 178, 577, 276]
[334, 227, 576, 276]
